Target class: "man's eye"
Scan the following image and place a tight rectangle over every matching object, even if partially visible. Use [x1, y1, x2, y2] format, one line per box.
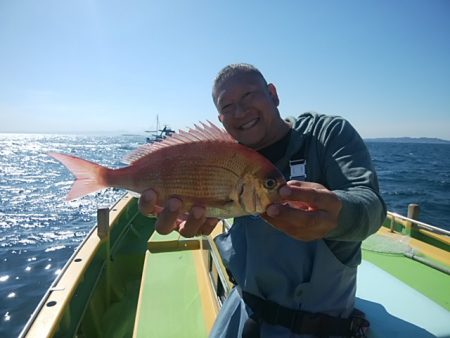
[241, 91, 255, 104]
[221, 104, 234, 115]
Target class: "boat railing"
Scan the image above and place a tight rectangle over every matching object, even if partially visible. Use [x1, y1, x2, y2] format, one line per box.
[384, 208, 449, 253]
[18, 219, 99, 338]
[18, 193, 132, 338]
[387, 211, 450, 236]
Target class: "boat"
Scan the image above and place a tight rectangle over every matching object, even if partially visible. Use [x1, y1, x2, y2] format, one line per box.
[145, 126, 175, 144]
[18, 193, 450, 337]
[145, 116, 175, 144]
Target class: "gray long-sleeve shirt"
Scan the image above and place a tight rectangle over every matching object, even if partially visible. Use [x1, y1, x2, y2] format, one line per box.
[211, 113, 386, 337]
[280, 112, 387, 266]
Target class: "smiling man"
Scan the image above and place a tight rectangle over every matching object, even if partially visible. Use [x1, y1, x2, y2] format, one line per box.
[212, 67, 290, 150]
[139, 63, 386, 337]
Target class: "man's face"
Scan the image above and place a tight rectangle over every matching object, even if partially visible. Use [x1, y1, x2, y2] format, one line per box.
[213, 72, 281, 149]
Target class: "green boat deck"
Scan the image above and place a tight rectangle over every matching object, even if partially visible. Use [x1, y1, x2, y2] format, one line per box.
[363, 250, 450, 311]
[361, 225, 450, 311]
[131, 230, 450, 337]
[358, 227, 450, 337]
[134, 250, 207, 337]
[133, 231, 218, 338]
[356, 260, 450, 337]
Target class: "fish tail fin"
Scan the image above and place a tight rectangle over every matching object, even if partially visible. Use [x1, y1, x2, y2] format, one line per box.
[48, 152, 110, 200]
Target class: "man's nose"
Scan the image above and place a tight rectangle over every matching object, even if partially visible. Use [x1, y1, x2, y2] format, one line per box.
[235, 102, 248, 117]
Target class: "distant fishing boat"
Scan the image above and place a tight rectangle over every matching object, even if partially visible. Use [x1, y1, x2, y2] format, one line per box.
[145, 115, 175, 143]
[19, 194, 450, 337]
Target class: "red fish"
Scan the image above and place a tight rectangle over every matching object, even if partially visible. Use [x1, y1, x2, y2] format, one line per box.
[49, 122, 285, 218]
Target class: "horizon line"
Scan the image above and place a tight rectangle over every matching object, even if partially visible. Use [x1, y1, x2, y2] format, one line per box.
[0, 131, 449, 142]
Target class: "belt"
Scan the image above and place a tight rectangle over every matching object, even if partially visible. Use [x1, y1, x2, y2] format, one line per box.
[242, 291, 369, 338]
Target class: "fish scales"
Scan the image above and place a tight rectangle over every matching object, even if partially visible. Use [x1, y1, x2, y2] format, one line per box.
[121, 143, 250, 198]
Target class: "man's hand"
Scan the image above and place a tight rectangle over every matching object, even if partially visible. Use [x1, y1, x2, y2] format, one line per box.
[263, 181, 342, 241]
[138, 189, 219, 238]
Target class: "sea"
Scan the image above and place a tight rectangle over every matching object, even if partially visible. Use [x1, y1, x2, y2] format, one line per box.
[0, 134, 449, 337]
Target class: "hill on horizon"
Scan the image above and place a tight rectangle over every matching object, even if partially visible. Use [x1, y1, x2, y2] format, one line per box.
[364, 137, 450, 144]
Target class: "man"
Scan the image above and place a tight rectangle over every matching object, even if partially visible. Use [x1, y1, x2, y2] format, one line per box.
[139, 63, 386, 337]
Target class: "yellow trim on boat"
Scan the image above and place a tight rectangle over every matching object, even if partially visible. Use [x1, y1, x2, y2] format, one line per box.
[23, 194, 135, 338]
[193, 242, 219, 331]
[417, 228, 450, 246]
[147, 231, 201, 252]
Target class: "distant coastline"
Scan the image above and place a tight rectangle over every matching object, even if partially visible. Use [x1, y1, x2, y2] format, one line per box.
[365, 137, 450, 144]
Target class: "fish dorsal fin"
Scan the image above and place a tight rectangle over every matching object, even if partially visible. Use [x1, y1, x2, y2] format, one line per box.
[123, 121, 235, 164]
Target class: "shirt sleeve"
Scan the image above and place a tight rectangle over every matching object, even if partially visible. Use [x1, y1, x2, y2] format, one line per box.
[315, 116, 387, 241]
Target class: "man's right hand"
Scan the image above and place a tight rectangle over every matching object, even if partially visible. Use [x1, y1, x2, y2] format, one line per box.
[138, 189, 219, 238]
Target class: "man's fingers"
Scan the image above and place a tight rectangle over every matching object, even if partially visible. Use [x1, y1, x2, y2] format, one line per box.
[197, 218, 220, 236]
[138, 189, 158, 216]
[279, 182, 340, 210]
[139, 190, 221, 238]
[178, 206, 206, 238]
[285, 180, 324, 189]
[263, 181, 342, 241]
[155, 198, 183, 235]
[263, 205, 332, 240]
[266, 204, 318, 227]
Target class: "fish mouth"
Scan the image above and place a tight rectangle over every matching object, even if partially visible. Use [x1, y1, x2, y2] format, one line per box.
[238, 118, 259, 130]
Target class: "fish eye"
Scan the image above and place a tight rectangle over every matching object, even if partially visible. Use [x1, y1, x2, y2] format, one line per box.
[263, 178, 277, 190]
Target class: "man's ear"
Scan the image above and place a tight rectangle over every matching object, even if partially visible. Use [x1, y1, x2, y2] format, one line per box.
[267, 83, 280, 106]
[218, 114, 224, 123]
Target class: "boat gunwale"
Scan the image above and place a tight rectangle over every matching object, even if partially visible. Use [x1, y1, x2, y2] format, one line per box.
[18, 193, 134, 338]
[386, 211, 450, 236]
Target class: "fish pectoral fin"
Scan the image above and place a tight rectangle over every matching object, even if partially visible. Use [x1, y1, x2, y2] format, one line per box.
[192, 198, 236, 211]
[218, 199, 237, 210]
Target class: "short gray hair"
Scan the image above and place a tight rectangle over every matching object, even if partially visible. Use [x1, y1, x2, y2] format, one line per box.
[212, 63, 267, 103]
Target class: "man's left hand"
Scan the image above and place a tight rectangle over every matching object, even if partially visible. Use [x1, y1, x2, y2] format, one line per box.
[263, 181, 342, 241]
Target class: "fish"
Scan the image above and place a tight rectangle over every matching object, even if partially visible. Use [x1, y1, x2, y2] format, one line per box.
[48, 121, 286, 218]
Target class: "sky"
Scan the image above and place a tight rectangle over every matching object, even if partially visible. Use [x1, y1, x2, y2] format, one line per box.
[0, 0, 449, 139]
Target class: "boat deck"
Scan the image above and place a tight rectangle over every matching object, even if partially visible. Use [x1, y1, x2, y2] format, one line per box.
[131, 228, 450, 338]
[362, 227, 450, 311]
[133, 231, 218, 338]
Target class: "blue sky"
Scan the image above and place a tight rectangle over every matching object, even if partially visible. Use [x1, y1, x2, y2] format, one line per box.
[1, 0, 449, 139]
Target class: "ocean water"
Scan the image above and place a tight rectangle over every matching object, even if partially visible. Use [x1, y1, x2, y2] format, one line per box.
[0, 134, 449, 337]
[367, 142, 450, 229]
[0, 134, 140, 338]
